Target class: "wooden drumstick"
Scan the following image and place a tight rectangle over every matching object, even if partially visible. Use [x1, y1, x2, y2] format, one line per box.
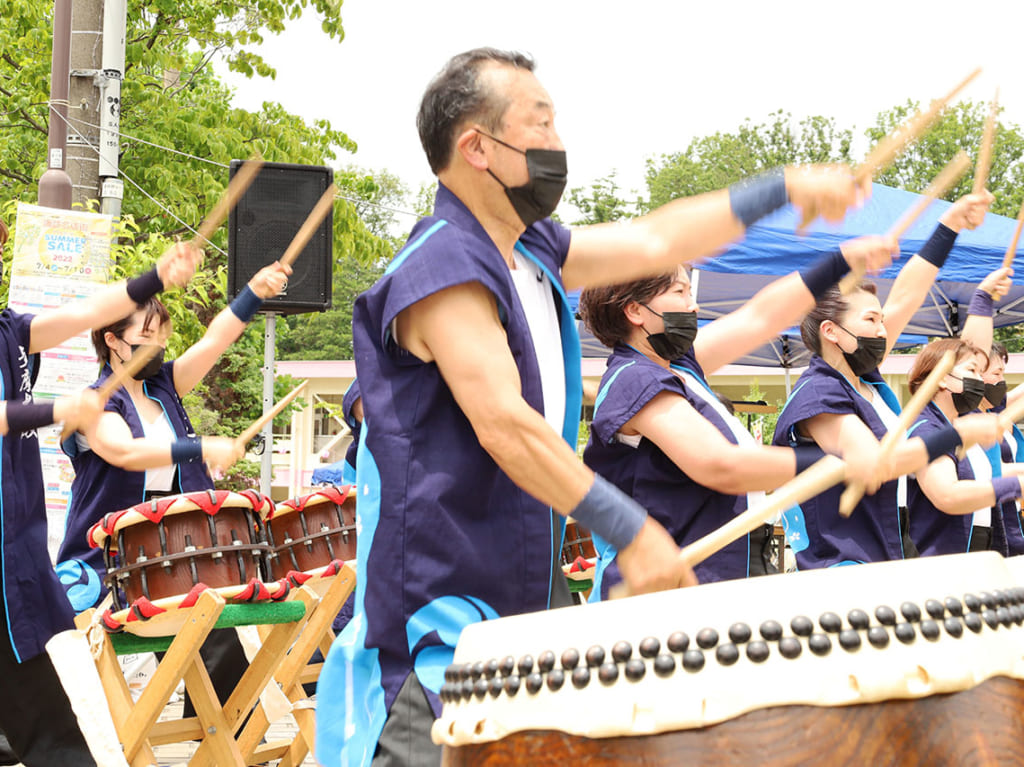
[973, 89, 999, 195]
[234, 380, 308, 451]
[798, 69, 980, 230]
[279, 185, 337, 268]
[61, 344, 164, 440]
[837, 152, 971, 295]
[194, 156, 264, 248]
[608, 455, 848, 599]
[837, 350, 956, 518]
[1001, 198, 1024, 270]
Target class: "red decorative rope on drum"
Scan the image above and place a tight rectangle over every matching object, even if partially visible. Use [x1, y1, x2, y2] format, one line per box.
[267, 579, 292, 601]
[127, 595, 168, 623]
[269, 484, 353, 519]
[232, 578, 272, 603]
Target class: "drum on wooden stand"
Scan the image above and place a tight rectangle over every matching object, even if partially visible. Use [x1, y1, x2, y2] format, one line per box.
[263, 485, 356, 592]
[88, 489, 279, 635]
[435, 552, 1024, 765]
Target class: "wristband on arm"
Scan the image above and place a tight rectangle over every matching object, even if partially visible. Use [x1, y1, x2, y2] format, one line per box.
[798, 250, 851, 300]
[229, 284, 264, 323]
[5, 401, 56, 434]
[170, 436, 203, 465]
[968, 288, 994, 318]
[793, 445, 827, 474]
[916, 223, 957, 268]
[728, 168, 788, 228]
[570, 474, 648, 551]
[992, 476, 1022, 506]
[919, 426, 963, 463]
[126, 267, 164, 305]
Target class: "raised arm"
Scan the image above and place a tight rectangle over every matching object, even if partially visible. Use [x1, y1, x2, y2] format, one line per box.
[395, 280, 696, 594]
[172, 261, 290, 396]
[961, 266, 1012, 353]
[693, 236, 896, 375]
[28, 241, 201, 354]
[881, 192, 993, 355]
[562, 166, 868, 291]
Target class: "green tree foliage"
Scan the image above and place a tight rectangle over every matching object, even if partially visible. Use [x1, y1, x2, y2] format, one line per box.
[868, 100, 1024, 218]
[566, 172, 642, 225]
[644, 111, 853, 209]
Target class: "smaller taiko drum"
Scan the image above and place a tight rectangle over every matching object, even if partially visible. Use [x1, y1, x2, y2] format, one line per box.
[264, 485, 356, 581]
[561, 518, 596, 566]
[88, 489, 273, 612]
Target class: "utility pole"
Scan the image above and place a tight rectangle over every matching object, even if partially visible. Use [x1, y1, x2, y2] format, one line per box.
[66, 0, 125, 216]
[38, 0, 73, 209]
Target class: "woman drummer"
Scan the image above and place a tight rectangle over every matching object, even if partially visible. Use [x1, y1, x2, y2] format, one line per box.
[578, 235, 900, 593]
[904, 337, 1024, 555]
[56, 260, 290, 611]
[772, 193, 999, 568]
[980, 342, 1024, 555]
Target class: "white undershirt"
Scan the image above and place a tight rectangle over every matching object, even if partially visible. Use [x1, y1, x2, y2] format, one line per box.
[510, 253, 565, 435]
[141, 410, 176, 492]
[964, 443, 992, 528]
[861, 387, 907, 508]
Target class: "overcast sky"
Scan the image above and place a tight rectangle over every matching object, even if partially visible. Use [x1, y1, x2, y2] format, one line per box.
[222, 0, 1022, 220]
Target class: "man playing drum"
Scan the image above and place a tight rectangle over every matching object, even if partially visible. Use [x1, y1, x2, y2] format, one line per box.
[315, 47, 870, 767]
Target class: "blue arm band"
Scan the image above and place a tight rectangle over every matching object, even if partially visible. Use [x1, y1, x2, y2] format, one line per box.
[793, 445, 826, 474]
[229, 284, 264, 323]
[5, 401, 55, 434]
[798, 249, 851, 300]
[126, 267, 164, 305]
[968, 288, 994, 318]
[728, 168, 788, 228]
[919, 426, 963, 463]
[992, 476, 1021, 505]
[916, 223, 957, 268]
[170, 436, 203, 465]
[571, 474, 648, 551]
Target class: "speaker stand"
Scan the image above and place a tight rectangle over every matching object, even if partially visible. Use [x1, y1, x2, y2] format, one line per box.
[260, 312, 276, 498]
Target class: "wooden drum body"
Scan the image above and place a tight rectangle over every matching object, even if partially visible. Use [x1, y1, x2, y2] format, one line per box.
[264, 485, 356, 581]
[560, 519, 596, 566]
[436, 553, 1024, 765]
[88, 489, 272, 612]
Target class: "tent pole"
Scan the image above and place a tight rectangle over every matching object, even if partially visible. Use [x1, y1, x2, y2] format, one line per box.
[785, 367, 792, 397]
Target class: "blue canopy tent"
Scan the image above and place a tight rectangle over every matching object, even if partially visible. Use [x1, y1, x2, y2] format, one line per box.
[575, 182, 1024, 380]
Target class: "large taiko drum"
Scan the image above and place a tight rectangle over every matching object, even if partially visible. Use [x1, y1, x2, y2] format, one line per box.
[263, 485, 356, 582]
[435, 552, 1024, 765]
[88, 489, 274, 616]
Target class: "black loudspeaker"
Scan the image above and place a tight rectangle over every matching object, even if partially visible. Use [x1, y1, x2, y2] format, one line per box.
[227, 160, 334, 314]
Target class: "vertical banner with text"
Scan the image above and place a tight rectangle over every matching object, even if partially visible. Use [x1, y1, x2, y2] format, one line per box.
[8, 203, 113, 560]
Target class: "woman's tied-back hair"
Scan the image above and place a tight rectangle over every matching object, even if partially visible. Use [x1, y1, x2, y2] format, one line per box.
[907, 337, 989, 395]
[800, 282, 878, 355]
[579, 272, 678, 348]
[417, 48, 535, 175]
[92, 297, 170, 365]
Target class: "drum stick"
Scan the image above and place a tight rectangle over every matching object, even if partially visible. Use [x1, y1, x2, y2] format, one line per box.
[234, 380, 308, 450]
[1001, 198, 1024, 270]
[973, 89, 999, 195]
[837, 152, 971, 295]
[838, 350, 956, 518]
[194, 156, 264, 247]
[798, 69, 980, 230]
[279, 185, 337, 268]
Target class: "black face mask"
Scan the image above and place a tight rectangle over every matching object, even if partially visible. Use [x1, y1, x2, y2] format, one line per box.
[951, 375, 986, 415]
[836, 325, 886, 377]
[641, 305, 699, 360]
[114, 341, 165, 381]
[479, 131, 567, 227]
[984, 381, 1007, 409]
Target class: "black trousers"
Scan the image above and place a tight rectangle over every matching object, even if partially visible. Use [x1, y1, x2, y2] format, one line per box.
[0, 613, 94, 766]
